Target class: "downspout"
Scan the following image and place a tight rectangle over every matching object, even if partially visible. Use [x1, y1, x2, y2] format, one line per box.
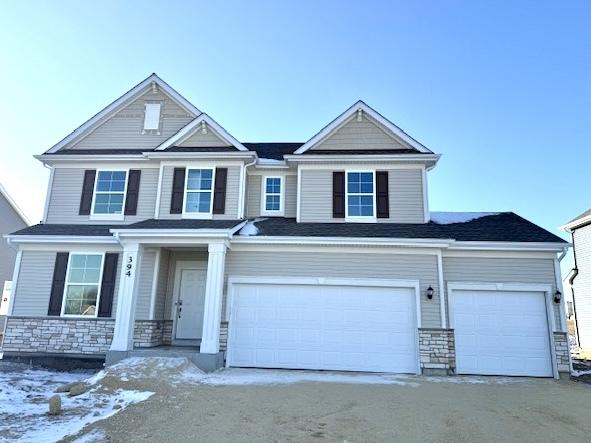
[568, 230, 580, 348]
[239, 158, 257, 220]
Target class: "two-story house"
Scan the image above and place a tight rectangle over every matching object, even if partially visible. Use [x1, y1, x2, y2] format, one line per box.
[2, 74, 570, 377]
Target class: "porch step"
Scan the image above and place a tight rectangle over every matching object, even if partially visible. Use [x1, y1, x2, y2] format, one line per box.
[107, 346, 224, 372]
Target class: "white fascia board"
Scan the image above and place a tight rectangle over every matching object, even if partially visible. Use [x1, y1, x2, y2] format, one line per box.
[35, 154, 154, 166]
[449, 241, 570, 252]
[4, 234, 118, 245]
[145, 151, 256, 160]
[561, 214, 591, 232]
[293, 100, 433, 155]
[46, 73, 200, 154]
[256, 159, 289, 168]
[155, 113, 249, 151]
[0, 183, 31, 225]
[284, 154, 441, 163]
[230, 235, 453, 248]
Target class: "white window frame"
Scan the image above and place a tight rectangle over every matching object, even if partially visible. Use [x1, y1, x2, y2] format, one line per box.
[90, 169, 129, 221]
[60, 252, 105, 318]
[345, 170, 376, 222]
[182, 167, 216, 219]
[260, 176, 284, 216]
[142, 102, 162, 134]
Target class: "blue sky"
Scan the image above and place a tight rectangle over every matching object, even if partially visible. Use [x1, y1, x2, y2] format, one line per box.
[0, 1, 588, 274]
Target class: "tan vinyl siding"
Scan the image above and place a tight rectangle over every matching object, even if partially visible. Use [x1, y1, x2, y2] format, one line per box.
[573, 225, 591, 348]
[225, 250, 441, 328]
[312, 114, 409, 151]
[45, 167, 159, 224]
[245, 174, 296, 218]
[442, 256, 562, 331]
[12, 250, 121, 318]
[0, 193, 28, 283]
[299, 167, 424, 223]
[158, 165, 241, 219]
[69, 90, 194, 150]
[177, 127, 231, 147]
[153, 249, 170, 320]
[135, 249, 157, 320]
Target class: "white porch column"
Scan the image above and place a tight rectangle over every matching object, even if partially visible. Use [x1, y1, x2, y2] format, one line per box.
[110, 242, 143, 352]
[200, 241, 228, 354]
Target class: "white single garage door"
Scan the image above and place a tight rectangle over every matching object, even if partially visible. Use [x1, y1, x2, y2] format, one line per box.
[450, 289, 553, 377]
[227, 282, 418, 373]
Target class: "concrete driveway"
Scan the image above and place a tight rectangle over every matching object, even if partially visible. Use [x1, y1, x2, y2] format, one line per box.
[75, 366, 591, 443]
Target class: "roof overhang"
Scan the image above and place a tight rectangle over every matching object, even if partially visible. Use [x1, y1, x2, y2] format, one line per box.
[561, 214, 591, 232]
[144, 151, 256, 161]
[110, 222, 246, 245]
[285, 153, 440, 168]
[4, 234, 118, 245]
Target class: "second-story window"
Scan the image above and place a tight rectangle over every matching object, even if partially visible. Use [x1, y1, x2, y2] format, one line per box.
[262, 176, 283, 215]
[346, 171, 375, 219]
[184, 168, 214, 216]
[92, 170, 128, 216]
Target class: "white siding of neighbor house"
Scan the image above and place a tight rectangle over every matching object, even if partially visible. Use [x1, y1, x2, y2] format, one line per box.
[299, 167, 424, 223]
[442, 256, 562, 331]
[12, 250, 121, 318]
[225, 249, 441, 328]
[245, 174, 297, 218]
[45, 167, 159, 224]
[310, 114, 410, 151]
[158, 165, 241, 220]
[66, 89, 194, 150]
[177, 126, 231, 147]
[0, 192, 28, 284]
[573, 225, 591, 348]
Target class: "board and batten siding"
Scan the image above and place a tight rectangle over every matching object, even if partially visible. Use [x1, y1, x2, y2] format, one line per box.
[442, 256, 562, 331]
[225, 250, 441, 328]
[68, 90, 194, 150]
[45, 167, 159, 224]
[311, 114, 409, 151]
[12, 250, 121, 318]
[299, 167, 424, 223]
[158, 165, 241, 220]
[573, 225, 591, 348]
[246, 174, 297, 218]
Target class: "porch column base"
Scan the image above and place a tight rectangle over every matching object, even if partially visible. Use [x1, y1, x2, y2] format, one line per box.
[191, 351, 225, 372]
[105, 350, 130, 366]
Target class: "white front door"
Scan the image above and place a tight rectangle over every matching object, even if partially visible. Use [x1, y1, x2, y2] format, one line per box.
[450, 289, 553, 377]
[228, 282, 418, 373]
[175, 267, 207, 340]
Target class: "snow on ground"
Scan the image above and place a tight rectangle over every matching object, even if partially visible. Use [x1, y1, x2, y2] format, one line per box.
[0, 361, 153, 442]
[430, 211, 499, 224]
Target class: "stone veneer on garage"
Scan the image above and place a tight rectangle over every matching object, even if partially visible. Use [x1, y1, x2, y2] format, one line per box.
[553, 332, 570, 372]
[419, 328, 456, 375]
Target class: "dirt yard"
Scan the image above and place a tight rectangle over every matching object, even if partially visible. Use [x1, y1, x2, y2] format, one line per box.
[62, 360, 591, 443]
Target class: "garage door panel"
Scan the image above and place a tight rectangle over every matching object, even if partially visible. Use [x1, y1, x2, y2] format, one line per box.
[228, 283, 417, 373]
[451, 289, 553, 377]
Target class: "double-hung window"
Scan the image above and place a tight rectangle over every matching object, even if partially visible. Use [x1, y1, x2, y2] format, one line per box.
[261, 176, 283, 215]
[61, 254, 103, 317]
[184, 168, 215, 217]
[92, 170, 128, 218]
[346, 171, 375, 219]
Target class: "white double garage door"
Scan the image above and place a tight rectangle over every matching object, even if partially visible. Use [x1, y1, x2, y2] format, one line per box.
[226, 278, 556, 377]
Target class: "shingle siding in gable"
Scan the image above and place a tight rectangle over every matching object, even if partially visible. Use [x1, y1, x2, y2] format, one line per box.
[573, 225, 591, 349]
[69, 89, 193, 150]
[299, 167, 424, 223]
[45, 168, 159, 224]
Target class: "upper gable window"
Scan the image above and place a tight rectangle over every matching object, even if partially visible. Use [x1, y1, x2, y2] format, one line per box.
[143, 103, 161, 133]
[346, 171, 375, 219]
[183, 168, 214, 218]
[92, 170, 128, 217]
[261, 176, 283, 216]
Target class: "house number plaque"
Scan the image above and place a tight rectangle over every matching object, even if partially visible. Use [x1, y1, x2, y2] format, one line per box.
[125, 256, 133, 277]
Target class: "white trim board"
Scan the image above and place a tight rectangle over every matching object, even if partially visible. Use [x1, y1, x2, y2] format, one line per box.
[0, 183, 31, 225]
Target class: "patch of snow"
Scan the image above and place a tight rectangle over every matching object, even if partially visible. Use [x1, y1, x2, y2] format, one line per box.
[422, 375, 526, 385]
[430, 211, 499, 224]
[571, 369, 591, 377]
[238, 218, 267, 236]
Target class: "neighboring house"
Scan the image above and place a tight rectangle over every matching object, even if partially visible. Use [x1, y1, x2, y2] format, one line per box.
[1, 74, 570, 378]
[563, 209, 591, 352]
[0, 184, 30, 318]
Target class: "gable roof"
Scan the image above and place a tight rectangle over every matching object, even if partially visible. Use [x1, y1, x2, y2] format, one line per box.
[0, 183, 30, 225]
[242, 143, 304, 160]
[293, 100, 433, 155]
[45, 74, 201, 154]
[563, 208, 591, 232]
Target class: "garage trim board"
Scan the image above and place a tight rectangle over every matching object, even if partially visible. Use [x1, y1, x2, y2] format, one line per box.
[226, 276, 422, 374]
[447, 282, 558, 379]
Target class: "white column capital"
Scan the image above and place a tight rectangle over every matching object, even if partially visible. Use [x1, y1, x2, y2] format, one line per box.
[208, 241, 228, 254]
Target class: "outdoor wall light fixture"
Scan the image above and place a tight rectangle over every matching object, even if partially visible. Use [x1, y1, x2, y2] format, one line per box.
[554, 290, 562, 304]
[426, 286, 434, 300]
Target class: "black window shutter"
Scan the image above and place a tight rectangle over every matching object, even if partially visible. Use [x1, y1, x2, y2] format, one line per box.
[79, 170, 96, 215]
[47, 252, 69, 316]
[213, 168, 228, 214]
[98, 253, 119, 318]
[124, 170, 141, 215]
[170, 167, 186, 214]
[333, 171, 346, 218]
[376, 171, 390, 219]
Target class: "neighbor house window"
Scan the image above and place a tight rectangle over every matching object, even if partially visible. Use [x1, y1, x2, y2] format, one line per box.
[262, 176, 283, 215]
[346, 171, 375, 218]
[92, 170, 128, 215]
[143, 102, 161, 132]
[184, 168, 214, 215]
[62, 254, 103, 317]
